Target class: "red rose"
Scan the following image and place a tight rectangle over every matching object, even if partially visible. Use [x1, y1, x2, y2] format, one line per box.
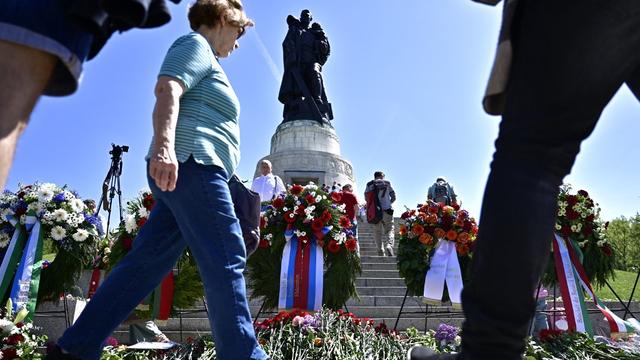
[305, 194, 316, 204]
[121, 236, 133, 251]
[15, 323, 23, 328]
[311, 218, 324, 232]
[272, 197, 285, 209]
[577, 190, 589, 198]
[566, 209, 579, 220]
[412, 224, 425, 236]
[345, 238, 357, 252]
[566, 195, 578, 206]
[136, 217, 147, 228]
[428, 205, 439, 214]
[401, 211, 411, 220]
[331, 192, 342, 202]
[327, 240, 340, 253]
[339, 216, 351, 229]
[290, 184, 304, 195]
[298, 235, 309, 244]
[321, 210, 332, 223]
[561, 225, 571, 238]
[142, 194, 155, 210]
[4, 334, 24, 345]
[296, 205, 306, 216]
[258, 239, 270, 249]
[538, 328, 562, 342]
[586, 214, 595, 223]
[582, 225, 593, 237]
[284, 211, 296, 224]
[1, 348, 17, 359]
[452, 203, 460, 211]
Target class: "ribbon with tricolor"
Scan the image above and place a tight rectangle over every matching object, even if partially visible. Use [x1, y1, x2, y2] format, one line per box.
[553, 233, 636, 336]
[423, 238, 464, 309]
[151, 271, 174, 325]
[278, 227, 326, 311]
[0, 215, 27, 302]
[86, 268, 102, 298]
[9, 213, 44, 321]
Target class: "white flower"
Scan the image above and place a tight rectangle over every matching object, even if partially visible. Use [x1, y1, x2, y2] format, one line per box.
[597, 240, 605, 247]
[63, 190, 75, 200]
[72, 229, 89, 242]
[52, 208, 69, 222]
[124, 215, 137, 233]
[0, 319, 15, 334]
[555, 223, 562, 231]
[264, 234, 273, 240]
[104, 247, 111, 254]
[51, 226, 66, 241]
[37, 188, 54, 203]
[69, 198, 85, 213]
[315, 196, 322, 202]
[283, 207, 289, 212]
[0, 233, 9, 248]
[137, 207, 149, 219]
[19, 215, 26, 225]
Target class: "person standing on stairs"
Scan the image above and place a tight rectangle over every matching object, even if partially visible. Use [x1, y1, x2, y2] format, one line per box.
[365, 171, 396, 257]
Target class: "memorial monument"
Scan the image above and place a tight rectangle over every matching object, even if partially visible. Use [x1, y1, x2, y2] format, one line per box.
[256, 9, 355, 188]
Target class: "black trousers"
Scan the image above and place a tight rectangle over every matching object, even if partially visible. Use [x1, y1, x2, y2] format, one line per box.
[461, 1, 640, 358]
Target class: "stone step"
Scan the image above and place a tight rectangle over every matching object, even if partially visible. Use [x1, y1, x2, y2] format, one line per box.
[356, 277, 405, 287]
[361, 262, 398, 270]
[346, 295, 427, 307]
[361, 269, 401, 278]
[357, 287, 407, 296]
[359, 255, 397, 263]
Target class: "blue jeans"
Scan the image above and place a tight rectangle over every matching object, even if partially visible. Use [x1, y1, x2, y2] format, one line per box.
[461, 1, 640, 359]
[58, 158, 266, 360]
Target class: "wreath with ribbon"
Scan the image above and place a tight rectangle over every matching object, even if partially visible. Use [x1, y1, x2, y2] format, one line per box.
[397, 200, 478, 305]
[106, 191, 204, 322]
[542, 185, 615, 288]
[0, 183, 101, 319]
[246, 183, 361, 311]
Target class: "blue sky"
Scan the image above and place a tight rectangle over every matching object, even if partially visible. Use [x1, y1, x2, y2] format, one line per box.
[7, 1, 640, 222]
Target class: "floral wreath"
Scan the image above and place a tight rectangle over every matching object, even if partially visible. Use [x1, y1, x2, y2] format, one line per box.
[0, 184, 101, 302]
[108, 191, 204, 317]
[397, 200, 478, 297]
[246, 183, 361, 310]
[542, 185, 614, 287]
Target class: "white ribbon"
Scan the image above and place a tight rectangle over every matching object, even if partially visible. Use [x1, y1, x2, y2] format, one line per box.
[423, 239, 464, 307]
[554, 234, 588, 333]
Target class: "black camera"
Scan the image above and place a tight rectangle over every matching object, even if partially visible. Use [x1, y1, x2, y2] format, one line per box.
[109, 143, 129, 157]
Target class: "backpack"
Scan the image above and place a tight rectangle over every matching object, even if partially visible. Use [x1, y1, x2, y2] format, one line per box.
[432, 182, 451, 205]
[365, 181, 384, 224]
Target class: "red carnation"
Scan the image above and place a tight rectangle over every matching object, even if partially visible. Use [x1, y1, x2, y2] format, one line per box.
[327, 240, 341, 253]
[305, 194, 316, 204]
[331, 192, 342, 202]
[401, 211, 411, 220]
[284, 211, 296, 223]
[538, 328, 562, 342]
[142, 194, 155, 211]
[290, 184, 304, 195]
[136, 217, 147, 228]
[321, 210, 332, 223]
[345, 238, 357, 252]
[1, 348, 17, 359]
[272, 197, 285, 209]
[258, 239, 270, 249]
[339, 216, 352, 229]
[4, 334, 24, 345]
[121, 235, 133, 251]
[312, 218, 324, 232]
[566, 209, 579, 220]
[296, 205, 306, 216]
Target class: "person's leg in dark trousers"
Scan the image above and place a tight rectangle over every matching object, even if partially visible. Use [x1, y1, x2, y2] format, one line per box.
[163, 159, 266, 360]
[58, 197, 185, 359]
[460, 1, 640, 359]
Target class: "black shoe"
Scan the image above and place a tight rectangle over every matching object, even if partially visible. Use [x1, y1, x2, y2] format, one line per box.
[45, 344, 80, 360]
[407, 345, 459, 360]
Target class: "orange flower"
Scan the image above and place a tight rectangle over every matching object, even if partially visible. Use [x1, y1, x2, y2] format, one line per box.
[418, 212, 429, 222]
[399, 224, 408, 236]
[446, 230, 458, 241]
[412, 224, 425, 236]
[419, 233, 433, 245]
[313, 337, 324, 347]
[456, 244, 469, 256]
[454, 218, 464, 227]
[471, 225, 479, 235]
[434, 228, 445, 239]
[426, 214, 438, 225]
[442, 205, 455, 215]
[458, 232, 470, 244]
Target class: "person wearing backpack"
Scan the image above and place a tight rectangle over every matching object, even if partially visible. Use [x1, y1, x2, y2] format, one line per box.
[364, 171, 396, 256]
[427, 177, 458, 206]
[251, 159, 286, 203]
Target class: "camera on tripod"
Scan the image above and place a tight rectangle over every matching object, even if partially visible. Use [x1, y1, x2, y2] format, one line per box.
[109, 143, 129, 158]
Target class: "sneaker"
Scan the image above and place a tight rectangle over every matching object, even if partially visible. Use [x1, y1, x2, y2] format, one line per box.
[385, 244, 395, 257]
[45, 344, 80, 360]
[407, 345, 458, 360]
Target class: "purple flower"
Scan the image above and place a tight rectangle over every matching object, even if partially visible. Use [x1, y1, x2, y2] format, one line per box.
[434, 324, 459, 342]
[53, 193, 66, 203]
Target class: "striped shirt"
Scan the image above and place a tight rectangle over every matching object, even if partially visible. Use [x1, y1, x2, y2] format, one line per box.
[148, 32, 241, 178]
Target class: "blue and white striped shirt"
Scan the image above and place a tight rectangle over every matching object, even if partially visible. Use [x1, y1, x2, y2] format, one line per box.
[148, 32, 240, 178]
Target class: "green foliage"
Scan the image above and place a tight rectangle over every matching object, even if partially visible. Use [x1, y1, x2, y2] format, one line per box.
[594, 270, 640, 301]
[606, 215, 640, 272]
[526, 331, 640, 359]
[396, 233, 430, 296]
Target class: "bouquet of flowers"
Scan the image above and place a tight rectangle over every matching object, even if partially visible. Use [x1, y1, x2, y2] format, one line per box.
[397, 200, 478, 296]
[109, 191, 203, 318]
[0, 300, 47, 359]
[542, 185, 614, 287]
[0, 183, 101, 302]
[247, 183, 361, 310]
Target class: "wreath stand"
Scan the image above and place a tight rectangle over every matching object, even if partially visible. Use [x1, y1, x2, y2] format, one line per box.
[622, 269, 640, 320]
[35, 294, 72, 329]
[175, 296, 209, 342]
[393, 289, 464, 332]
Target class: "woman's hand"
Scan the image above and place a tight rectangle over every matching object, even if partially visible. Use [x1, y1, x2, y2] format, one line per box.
[150, 144, 179, 192]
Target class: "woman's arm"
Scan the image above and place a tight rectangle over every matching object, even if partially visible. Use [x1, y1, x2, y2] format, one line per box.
[149, 76, 184, 192]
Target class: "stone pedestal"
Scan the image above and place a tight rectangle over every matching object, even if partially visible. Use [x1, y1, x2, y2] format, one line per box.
[255, 120, 355, 189]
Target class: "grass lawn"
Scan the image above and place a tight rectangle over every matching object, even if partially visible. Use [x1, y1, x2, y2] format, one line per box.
[594, 269, 640, 302]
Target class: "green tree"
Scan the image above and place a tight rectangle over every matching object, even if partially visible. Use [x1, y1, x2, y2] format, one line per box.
[606, 214, 640, 271]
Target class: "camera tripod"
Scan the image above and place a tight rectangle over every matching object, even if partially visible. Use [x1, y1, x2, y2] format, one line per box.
[96, 144, 129, 233]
